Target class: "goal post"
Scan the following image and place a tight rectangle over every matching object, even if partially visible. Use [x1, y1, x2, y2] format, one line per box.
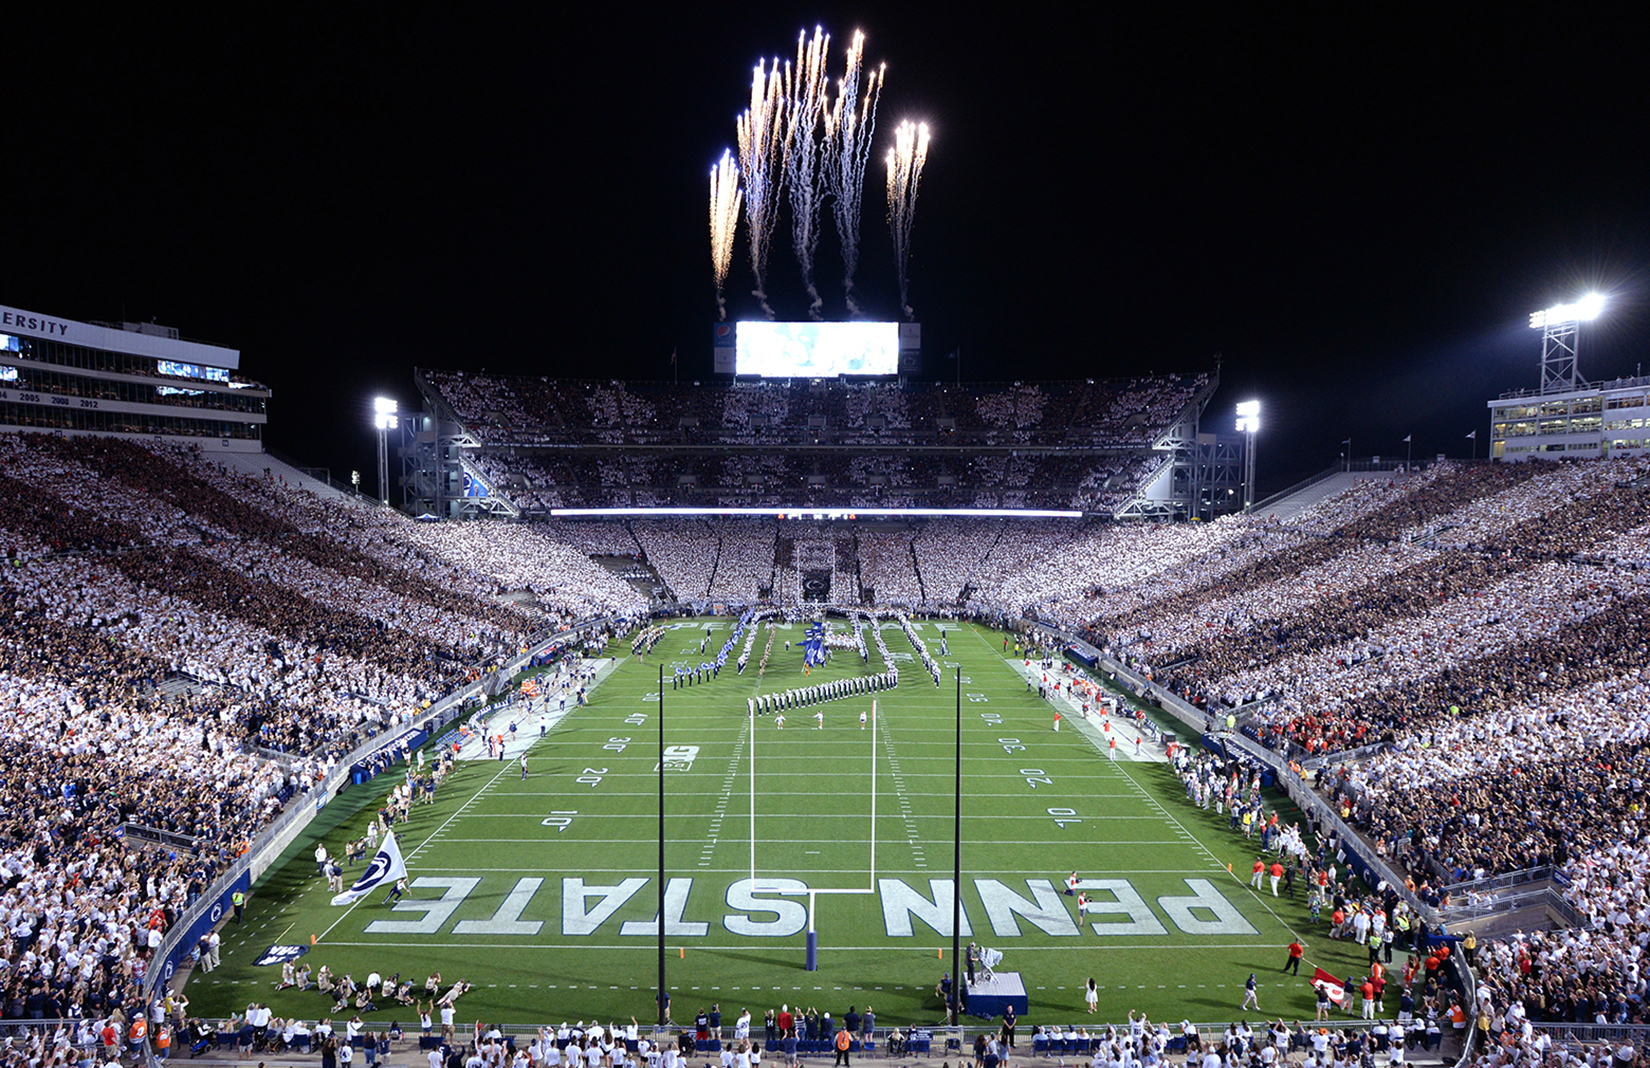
[747, 697, 880, 969]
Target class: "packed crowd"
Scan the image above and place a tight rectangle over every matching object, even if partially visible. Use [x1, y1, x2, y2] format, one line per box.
[1000, 453, 1650, 1058]
[859, 531, 926, 604]
[452, 448, 1168, 514]
[0, 669, 319, 1043]
[0, 430, 663, 1038]
[711, 521, 779, 602]
[418, 373, 1211, 451]
[412, 373, 1213, 514]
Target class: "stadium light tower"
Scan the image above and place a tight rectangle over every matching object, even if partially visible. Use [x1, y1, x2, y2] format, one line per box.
[1235, 400, 1261, 512]
[373, 397, 398, 506]
[1531, 293, 1605, 394]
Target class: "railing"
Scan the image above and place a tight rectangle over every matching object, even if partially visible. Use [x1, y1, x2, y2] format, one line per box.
[1497, 372, 1650, 400]
[1530, 1022, 1650, 1043]
[418, 421, 1196, 453]
[262, 443, 383, 501]
[1250, 464, 1348, 514]
[1437, 885, 1584, 928]
[253, 743, 305, 764]
[1440, 884, 1547, 918]
[0, 1019, 104, 1063]
[1250, 460, 1421, 515]
[0, 1019, 98, 1038]
[118, 1017, 1432, 1063]
[1341, 460, 1417, 473]
[1436, 866, 1552, 898]
[1298, 741, 1388, 771]
[1429, 865, 1592, 931]
[120, 822, 200, 852]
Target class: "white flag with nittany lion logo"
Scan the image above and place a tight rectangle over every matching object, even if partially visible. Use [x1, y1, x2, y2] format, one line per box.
[331, 830, 408, 906]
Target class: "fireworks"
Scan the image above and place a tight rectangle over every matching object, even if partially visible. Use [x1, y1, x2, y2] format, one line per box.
[782, 26, 833, 320]
[886, 119, 930, 321]
[824, 31, 884, 315]
[709, 149, 743, 321]
[737, 58, 788, 319]
[711, 27, 923, 322]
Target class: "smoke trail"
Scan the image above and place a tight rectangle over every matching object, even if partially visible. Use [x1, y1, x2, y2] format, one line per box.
[886, 120, 930, 321]
[782, 26, 832, 320]
[737, 58, 788, 319]
[824, 31, 884, 316]
[709, 149, 743, 321]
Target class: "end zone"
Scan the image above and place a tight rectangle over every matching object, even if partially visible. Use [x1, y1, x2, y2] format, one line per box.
[454, 656, 621, 760]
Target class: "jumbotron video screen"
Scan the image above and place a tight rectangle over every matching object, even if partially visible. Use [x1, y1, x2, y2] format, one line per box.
[735, 321, 900, 377]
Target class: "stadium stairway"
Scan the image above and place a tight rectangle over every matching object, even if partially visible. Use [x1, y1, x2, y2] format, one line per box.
[210, 448, 365, 504]
[595, 553, 674, 605]
[1253, 469, 1416, 524]
[154, 674, 208, 701]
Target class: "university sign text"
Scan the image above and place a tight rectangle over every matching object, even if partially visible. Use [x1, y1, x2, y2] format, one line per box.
[360, 876, 1256, 938]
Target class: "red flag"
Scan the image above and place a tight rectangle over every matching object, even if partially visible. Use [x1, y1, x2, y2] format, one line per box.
[1311, 967, 1346, 1007]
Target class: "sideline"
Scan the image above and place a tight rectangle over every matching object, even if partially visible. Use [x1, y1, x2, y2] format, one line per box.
[457, 656, 620, 761]
[316, 758, 520, 941]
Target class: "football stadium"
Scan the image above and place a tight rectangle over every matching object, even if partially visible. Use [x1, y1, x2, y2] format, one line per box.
[4, 292, 1648, 1068]
[5, 10, 1649, 1068]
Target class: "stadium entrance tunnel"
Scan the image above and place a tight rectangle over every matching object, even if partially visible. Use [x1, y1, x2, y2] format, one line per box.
[802, 570, 832, 601]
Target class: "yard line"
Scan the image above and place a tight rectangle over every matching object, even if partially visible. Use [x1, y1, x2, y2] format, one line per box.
[317, 757, 519, 942]
[314, 940, 1292, 952]
[877, 710, 925, 870]
[435, 812, 1181, 821]
[1109, 757, 1306, 941]
[406, 836, 1197, 847]
[493, 788, 1169, 798]
[402, 865, 1230, 875]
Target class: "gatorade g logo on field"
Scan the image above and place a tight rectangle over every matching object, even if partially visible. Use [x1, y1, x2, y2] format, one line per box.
[657, 745, 699, 772]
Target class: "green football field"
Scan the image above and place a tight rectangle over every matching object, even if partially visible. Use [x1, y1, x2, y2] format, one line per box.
[191, 618, 1380, 1029]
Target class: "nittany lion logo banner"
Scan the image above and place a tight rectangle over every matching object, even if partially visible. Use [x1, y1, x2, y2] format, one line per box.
[253, 944, 311, 967]
[331, 830, 408, 906]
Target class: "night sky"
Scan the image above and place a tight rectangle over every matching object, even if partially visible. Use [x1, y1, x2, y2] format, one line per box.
[8, 6, 1648, 496]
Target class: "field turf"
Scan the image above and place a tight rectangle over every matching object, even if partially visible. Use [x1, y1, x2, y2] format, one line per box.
[191, 619, 1382, 1030]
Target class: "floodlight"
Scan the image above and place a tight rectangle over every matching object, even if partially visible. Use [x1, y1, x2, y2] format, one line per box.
[1530, 293, 1605, 329]
[372, 397, 399, 505]
[1236, 400, 1261, 513]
